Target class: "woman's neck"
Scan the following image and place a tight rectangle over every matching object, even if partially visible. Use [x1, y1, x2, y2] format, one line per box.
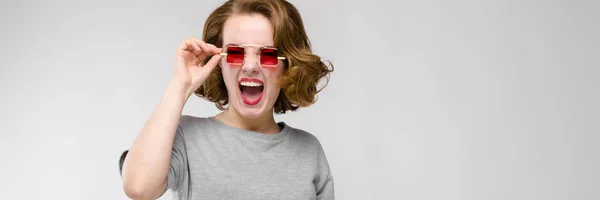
[215, 108, 281, 134]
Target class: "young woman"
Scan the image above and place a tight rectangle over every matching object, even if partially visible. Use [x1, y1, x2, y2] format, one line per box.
[120, 0, 334, 199]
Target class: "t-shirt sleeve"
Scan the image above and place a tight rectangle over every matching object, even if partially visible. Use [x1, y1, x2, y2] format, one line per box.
[315, 143, 335, 200]
[164, 124, 189, 197]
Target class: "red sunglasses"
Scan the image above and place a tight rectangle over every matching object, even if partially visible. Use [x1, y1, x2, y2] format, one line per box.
[219, 44, 286, 67]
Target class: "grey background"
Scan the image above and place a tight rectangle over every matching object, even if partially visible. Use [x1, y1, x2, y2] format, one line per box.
[1, 0, 598, 199]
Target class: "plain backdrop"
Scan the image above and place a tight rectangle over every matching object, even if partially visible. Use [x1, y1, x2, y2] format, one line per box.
[1, 0, 599, 199]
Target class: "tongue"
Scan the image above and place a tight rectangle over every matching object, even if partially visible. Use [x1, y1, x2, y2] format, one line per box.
[241, 86, 262, 100]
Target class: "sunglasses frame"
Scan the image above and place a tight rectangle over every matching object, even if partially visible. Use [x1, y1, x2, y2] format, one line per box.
[219, 44, 286, 67]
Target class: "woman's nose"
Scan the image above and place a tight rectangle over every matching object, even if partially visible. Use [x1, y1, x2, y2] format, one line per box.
[241, 55, 260, 75]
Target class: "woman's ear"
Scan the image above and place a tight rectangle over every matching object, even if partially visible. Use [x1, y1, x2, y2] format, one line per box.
[119, 150, 129, 176]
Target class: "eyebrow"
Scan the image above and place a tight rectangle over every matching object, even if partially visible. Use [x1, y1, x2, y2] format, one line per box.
[223, 43, 275, 48]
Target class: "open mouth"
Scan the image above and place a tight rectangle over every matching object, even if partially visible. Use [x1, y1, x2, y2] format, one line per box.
[239, 78, 264, 105]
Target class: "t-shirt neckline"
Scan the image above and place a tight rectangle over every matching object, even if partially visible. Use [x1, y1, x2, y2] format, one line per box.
[207, 117, 290, 141]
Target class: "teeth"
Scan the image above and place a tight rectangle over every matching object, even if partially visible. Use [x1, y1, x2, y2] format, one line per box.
[240, 81, 263, 87]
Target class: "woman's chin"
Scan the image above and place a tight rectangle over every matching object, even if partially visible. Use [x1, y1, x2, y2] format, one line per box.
[233, 101, 269, 119]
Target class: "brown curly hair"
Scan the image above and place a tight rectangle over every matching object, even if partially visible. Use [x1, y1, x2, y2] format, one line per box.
[195, 0, 333, 114]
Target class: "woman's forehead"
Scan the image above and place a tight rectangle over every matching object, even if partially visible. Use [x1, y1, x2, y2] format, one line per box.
[222, 14, 274, 46]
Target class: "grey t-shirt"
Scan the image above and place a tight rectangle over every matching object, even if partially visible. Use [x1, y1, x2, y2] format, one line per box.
[164, 115, 334, 200]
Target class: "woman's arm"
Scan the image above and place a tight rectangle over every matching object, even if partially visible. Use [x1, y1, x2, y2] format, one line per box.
[121, 81, 188, 200]
[120, 38, 222, 200]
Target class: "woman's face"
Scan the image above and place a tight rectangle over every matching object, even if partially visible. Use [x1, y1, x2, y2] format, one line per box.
[220, 14, 284, 119]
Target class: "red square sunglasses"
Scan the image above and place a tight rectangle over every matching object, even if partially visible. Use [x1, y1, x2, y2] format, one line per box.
[219, 44, 286, 67]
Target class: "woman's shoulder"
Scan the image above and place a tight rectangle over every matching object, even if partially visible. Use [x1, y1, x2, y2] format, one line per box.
[177, 115, 216, 134]
[180, 114, 207, 123]
[179, 114, 209, 126]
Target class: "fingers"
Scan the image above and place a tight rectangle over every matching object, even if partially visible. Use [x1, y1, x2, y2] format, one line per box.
[179, 38, 221, 59]
[191, 38, 221, 55]
[185, 39, 203, 56]
[178, 38, 198, 52]
[201, 54, 222, 71]
[206, 43, 223, 54]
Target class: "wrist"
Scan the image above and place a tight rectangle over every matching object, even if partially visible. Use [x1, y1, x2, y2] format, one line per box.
[165, 80, 192, 104]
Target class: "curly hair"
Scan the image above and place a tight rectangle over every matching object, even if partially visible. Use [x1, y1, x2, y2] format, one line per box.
[195, 0, 333, 114]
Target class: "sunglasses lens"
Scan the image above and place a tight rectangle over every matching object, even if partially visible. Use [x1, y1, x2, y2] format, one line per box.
[260, 48, 279, 66]
[226, 46, 244, 64]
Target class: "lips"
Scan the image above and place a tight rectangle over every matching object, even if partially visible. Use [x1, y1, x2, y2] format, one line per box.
[239, 78, 264, 105]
